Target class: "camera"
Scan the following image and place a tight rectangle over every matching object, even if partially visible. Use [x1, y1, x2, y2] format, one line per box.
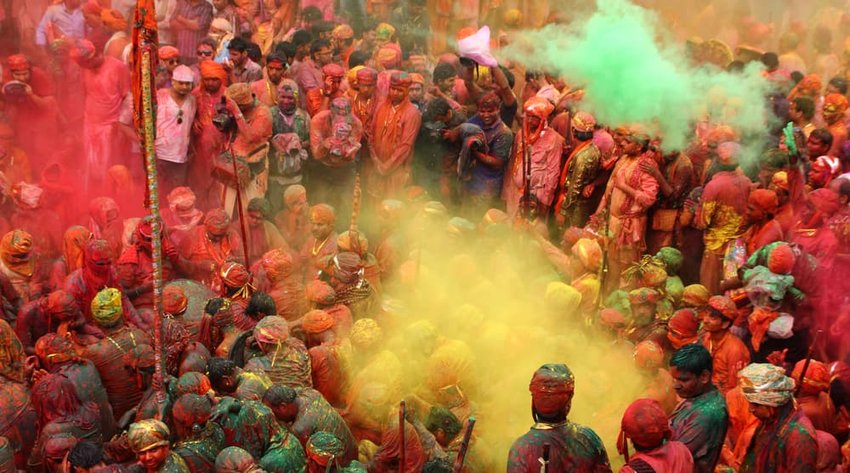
[212, 96, 237, 134]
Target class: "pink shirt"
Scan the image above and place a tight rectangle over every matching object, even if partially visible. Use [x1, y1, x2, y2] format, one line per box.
[155, 88, 197, 164]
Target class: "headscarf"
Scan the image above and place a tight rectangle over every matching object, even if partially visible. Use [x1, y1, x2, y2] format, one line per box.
[158, 45, 179, 61]
[571, 112, 596, 133]
[0, 320, 24, 382]
[302, 310, 335, 334]
[163, 285, 188, 315]
[91, 287, 123, 327]
[172, 393, 212, 429]
[791, 359, 830, 396]
[305, 280, 336, 306]
[128, 419, 171, 453]
[667, 309, 700, 348]
[739, 363, 796, 407]
[530, 364, 575, 416]
[306, 432, 344, 466]
[199, 60, 228, 83]
[6, 54, 30, 72]
[0, 230, 34, 277]
[83, 239, 113, 288]
[253, 316, 289, 345]
[261, 249, 294, 283]
[633, 340, 664, 370]
[619, 399, 670, 458]
[62, 226, 93, 274]
[748, 189, 779, 215]
[309, 204, 335, 224]
[350, 318, 382, 350]
[215, 447, 261, 473]
[571, 238, 602, 273]
[682, 284, 710, 307]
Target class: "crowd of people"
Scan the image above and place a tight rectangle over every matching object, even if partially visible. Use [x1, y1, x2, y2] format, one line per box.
[4, 0, 850, 472]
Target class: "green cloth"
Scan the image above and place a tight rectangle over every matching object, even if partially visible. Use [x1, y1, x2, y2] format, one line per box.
[260, 429, 307, 473]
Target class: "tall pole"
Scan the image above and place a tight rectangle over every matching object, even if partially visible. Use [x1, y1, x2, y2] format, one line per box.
[132, 0, 165, 402]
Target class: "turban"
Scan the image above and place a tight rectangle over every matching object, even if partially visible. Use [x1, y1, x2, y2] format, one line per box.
[302, 309, 335, 334]
[620, 399, 670, 450]
[748, 189, 779, 215]
[707, 295, 737, 320]
[47, 290, 78, 319]
[82, 0, 103, 15]
[100, 9, 128, 32]
[571, 111, 596, 133]
[544, 282, 581, 314]
[390, 71, 412, 89]
[767, 243, 795, 275]
[705, 124, 737, 145]
[210, 17, 232, 33]
[655, 247, 683, 274]
[226, 83, 253, 106]
[6, 54, 30, 72]
[220, 262, 250, 288]
[634, 340, 664, 370]
[176, 372, 213, 398]
[347, 65, 364, 84]
[377, 44, 402, 69]
[261, 249, 294, 282]
[375, 23, 396, 41]
[322, 63, 345, 78]
[199, 60, 228, 83]
[71, 40, 97, 63]
[600, 308, 626, 328]
[35, 333, 76, 366]
[682, 284, 710, 307]
[337, 231, 369, 255]
[204, 208, 230, 234]
[810, 188, 840, 216]
[717, 141, 741, 166]
[306, 432, 344, 466]
[215, 447, 259, 473]
[91, 288, 123, 327]
[628, 287, 660, 305]
[283, 185, 306, 207]
[124, 344, 156, 371]
[824, 93, 849, 115]
[350, 318, 382, 349]
[524, 96, 555, 120]
[409, 73, 425, 85]
[172, 393, 212, 427]
[305, 280, 336, 305]
[172, 65, 194, 83]
[792, 359, 830, 396]
[571, 238, 602, 273]
[530, 364, 575, 416]
[333, 252, 363, 284]
[790, 74, 822, 98]
[128, 419, 170, 453]
[771, 171, 789, 191]
[667, 309, 700, 348]
[739, 363, 796, 407]
[0, 230, 34, 277]
[333, 24, 354, 40]
[163, 285, 188, 315]
[309, 204, 335, 224]
[158, 45, 179, 60]
[168, 186, 197, 212]
[253, 316, 289, 345]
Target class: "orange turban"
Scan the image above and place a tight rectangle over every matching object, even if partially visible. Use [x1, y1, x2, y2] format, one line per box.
[634, 340, 664, 370]
[0, 230, 34, 277]
[767, 242, 796, 275]
[377, 44, 402, 69]
[824, 93, 849, 115]
[571, 238, 602, 273]
[305, 280, 336, 305]
[302, 309, 335, 334]
[682, 284, 710, 307]
[199, 60, 228, 83]
[748, 189, 779, 215]
[792, 359, 830, 396]
[158, 46, 180, 61]
[408, 73, 425, 85]
[524, 96, 555, 119]
[100, 9, 128, 32]
[261, 249, 294, 282]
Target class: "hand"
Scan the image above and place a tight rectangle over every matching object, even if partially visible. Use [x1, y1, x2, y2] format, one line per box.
[441, 126, 460, 142]
[766, 348, 788, 367]
[581, 184, 594, 198]
[639, 160, 658, 177]
[31, 368, 49, 384]
[225, 97, 241, 116]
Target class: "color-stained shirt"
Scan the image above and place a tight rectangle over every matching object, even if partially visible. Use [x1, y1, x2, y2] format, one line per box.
[260, 429, 307, 473]
[696, 170, 752, 252]
[156, 89, 197, 164]
[700, 331, 751, 395]
[507, 421, 612, 473]
[740, 403, 818, 473]
[670, 386, 729, 473]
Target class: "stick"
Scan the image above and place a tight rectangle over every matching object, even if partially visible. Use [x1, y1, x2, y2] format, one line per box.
[227, 139, 251, 266]
[399, 400, 406, 473]
[452, 416, 476, 473]
[795, 329, 823, 396]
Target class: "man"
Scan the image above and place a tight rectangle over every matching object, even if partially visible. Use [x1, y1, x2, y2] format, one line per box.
[244, 315, 312, 388]
[309, 97, 362, 215]
[245, 198, 288, 267]
[808, 155, 840, 190]
[593, 132, 659, 292]
[227, 36, 263, 84]
[172, 393, 225, 472]
[128, 419, 191, 473]
[332, 24, 356, 67]
[323, 252, 377, 320]
[3, 55, 58, 164]
[744, 189, 784, 255]
[822, 93, 848, 166]
[117, 218, 181, 312]
[263, 384, 358, 464]
[462, 92, 513, 208]
[72, 40, 131, 193]
[695, 141, 751, 294]
[35, 0, 85, 47]
[300, 204, 338, 277]
[156, 65, 197, 193]
[504, 96, 564, 219]
[15, 290, 85, 354]
[625, 288, 667, 346]
[302, 309, 350, 407]
[251, 53, 287, 107]
[507, 363, 611, 472]
[287, 30, 313, 98]
[306, 63, 345, 116]
[618, 399, 694, 472]
[156, 46, 180, 89]
[171, 0, 214, 65]
[789, 96, 816, 139]
[306, 432, 367, 472]
[739, 363, 818, 472]
[366, 72, 422, 200]
[669, 344, 729, 473]
[82, 288, 153, 422]
[350, 67, 378, 139]
[190, 60, 228, 209]
[273, 185, 311, 250]
[429, 62, 461, 111]
[269, 80, 311, 211]
[700, 295, 750, 395]
[179, 209, 245, 290]
[408, 73, 427, 110]
[261, 249, 304, 321]
[223, 82, 273, 210]
[555, 111, 601, 229]
[295, 39, 333, 98]
[642, 149, 694, 253]
[163, 187, 205, 248]
[414, 97, 466, 202]
[67, 441, 108, 473]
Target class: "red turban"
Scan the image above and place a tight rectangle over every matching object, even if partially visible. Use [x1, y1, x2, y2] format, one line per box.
[220, 262, 250, 288]
[524, 96, 555, 119]
[792, 359, 830, 396]
[390, 71, 412, 89]
[35, 333, 76, 366]
[163, 285, 188, 315]
[262, 249, 294, 282]
[667, 309, 700, 349]
[748, 189, 779, 215]
[322, 63, 345, 78]
[199, 60, 228, 83]
[620, 398, 670, 452]
[530, 364, 574, 416]
[810, 188, 840, 216]
[305, 280, 336, 305]
[6, 54, 30, 72]
[767, 243, 795, 275]
[158, 46, 180, 61]
[377, 44, 402, 69]
[47, 290, 78, 319]
[302, 309, 335, 334]
[356, 67, 378, 85]
[707, 295, 737, 320]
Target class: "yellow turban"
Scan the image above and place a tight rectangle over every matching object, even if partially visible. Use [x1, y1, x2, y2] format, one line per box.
[91, 288, 123, 326]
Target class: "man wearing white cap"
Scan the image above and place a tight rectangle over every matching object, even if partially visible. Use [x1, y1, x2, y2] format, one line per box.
[156, 65, 197, 193]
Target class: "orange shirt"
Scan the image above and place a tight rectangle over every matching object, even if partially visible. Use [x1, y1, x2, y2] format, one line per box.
[701, 330, 750, 395]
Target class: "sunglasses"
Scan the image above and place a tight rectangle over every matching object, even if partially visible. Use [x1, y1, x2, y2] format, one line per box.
[177, 109, 184, 125]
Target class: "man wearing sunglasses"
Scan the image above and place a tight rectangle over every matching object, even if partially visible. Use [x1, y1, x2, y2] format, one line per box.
[155, 65, 197, 194]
